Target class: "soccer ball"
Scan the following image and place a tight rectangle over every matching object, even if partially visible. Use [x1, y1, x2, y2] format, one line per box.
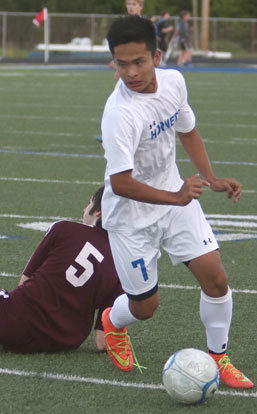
[162, 348, 219, 405]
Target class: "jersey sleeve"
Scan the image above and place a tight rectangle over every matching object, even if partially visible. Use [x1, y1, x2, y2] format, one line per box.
[23, 222, 58, 277]
[175, 72, 196, 133]
[102, 107, 139, 176]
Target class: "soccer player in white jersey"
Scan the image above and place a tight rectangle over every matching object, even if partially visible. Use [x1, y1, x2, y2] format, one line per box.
[100, 15, 253, 388]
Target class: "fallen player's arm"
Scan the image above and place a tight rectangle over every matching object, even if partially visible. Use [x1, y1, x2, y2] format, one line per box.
[94, 329, 106, 351]
[18, 274, 30, 286]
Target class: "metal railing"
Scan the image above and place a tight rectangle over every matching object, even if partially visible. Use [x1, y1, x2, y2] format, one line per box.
[0, 12, 256, 62]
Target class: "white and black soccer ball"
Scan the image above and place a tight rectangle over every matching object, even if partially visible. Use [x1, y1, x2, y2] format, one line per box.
[162, 348, 219, 405]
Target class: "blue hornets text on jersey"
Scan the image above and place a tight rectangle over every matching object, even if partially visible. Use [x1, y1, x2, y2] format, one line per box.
[149, 109, 180, 140]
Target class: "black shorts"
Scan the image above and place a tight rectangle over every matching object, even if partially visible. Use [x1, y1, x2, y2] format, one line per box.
[179, 38, 192, 50]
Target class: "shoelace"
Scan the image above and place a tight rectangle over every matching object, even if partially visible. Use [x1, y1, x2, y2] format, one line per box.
[106, 331, 147, 374]
[218, 355, 242, 377]
[128, 334, 147, 374]
[106, 331, 129, 355]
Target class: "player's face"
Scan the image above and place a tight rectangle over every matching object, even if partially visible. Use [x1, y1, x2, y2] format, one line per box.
[126, 0, 143, 16]
[113, 42, 161, 94]
[83, 198, 98, 226]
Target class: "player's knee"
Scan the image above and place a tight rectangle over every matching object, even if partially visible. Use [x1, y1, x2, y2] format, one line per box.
[131, 306, 158, 320]
[203, 272, 229, 297]
[129, 293, 159, 320]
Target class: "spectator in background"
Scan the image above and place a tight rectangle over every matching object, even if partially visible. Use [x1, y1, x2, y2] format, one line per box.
[148, 14, 158, 32]
[173, 10, 193, 67]
[126, 0, 144, 16]
[156, 11, 173, 65]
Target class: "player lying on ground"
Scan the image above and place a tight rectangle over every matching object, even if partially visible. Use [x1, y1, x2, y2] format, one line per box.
[0, 186, 123, 353]
[100, 15, 253, 389]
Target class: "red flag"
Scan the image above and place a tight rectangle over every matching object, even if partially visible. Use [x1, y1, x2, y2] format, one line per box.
[33, 9, 47, 26]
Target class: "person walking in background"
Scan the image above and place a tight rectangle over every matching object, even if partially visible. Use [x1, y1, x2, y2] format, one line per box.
[156, 11, 173, 65]
[173, 10, 193, 67]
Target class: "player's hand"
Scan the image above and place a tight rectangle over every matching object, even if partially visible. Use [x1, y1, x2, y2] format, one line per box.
[209, 178, 242, 203]
[176, 174, 210, 206]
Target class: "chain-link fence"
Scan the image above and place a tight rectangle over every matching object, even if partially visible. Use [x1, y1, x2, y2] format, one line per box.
[0, 12, 256, 62]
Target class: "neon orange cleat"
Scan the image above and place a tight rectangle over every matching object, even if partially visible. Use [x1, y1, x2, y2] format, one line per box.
[102, 307, 133, 372]
[209, 353, 254, 389]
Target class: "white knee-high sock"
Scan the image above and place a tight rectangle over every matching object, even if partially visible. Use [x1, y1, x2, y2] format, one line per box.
[200, 288, 233, 353]
[110, 294, 138, 329]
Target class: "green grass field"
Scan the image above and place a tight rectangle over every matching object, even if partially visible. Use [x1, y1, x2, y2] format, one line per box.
[0, 65, 256, 413]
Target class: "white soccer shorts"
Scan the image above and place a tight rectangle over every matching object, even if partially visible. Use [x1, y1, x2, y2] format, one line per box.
[108, 199, 219, 297]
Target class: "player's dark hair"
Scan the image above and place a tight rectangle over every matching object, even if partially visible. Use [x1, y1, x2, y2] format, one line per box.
[107, 15, 157, 57]
[90, 186, 104, 228]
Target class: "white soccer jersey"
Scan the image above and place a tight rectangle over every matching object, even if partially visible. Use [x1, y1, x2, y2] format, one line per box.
[101, 68, 196, 232]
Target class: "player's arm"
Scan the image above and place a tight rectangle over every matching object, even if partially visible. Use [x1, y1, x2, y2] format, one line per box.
[18, 274, 30, 286]
[19, 222, 58, 287]
[110, 169, 209, 206]
[94, 329, 106, 351]
[177, 128, 242, 202]
[161, 25, 173, 33]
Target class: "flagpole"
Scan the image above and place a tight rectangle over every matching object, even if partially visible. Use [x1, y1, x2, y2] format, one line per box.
[43, 8, 49, 64]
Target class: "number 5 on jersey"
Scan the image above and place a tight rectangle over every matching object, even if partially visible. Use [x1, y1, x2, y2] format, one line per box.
[66, 242, 104, 287]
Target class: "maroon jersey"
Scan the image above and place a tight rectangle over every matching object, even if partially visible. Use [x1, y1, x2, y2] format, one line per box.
[0, 221, 123, 353]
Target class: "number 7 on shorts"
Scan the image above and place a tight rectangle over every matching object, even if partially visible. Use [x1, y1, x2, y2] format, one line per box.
[131, 258, 148, 281]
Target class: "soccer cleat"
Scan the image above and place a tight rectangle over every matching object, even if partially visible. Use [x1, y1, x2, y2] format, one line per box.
[102, 307, 133, 372]
[209, 353, 254, 389]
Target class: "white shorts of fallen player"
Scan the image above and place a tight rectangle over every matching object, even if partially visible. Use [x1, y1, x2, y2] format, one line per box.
[108, 199, 219, 297]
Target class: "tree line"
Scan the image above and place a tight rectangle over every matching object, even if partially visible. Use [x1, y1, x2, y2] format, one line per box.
[0, 0, 256, 18]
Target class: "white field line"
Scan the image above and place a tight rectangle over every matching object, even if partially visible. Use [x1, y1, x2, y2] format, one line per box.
[202, 138, 257, 146]
[0, 177, 103, 185]
[5, 130, 84, 137]
[206, 214, 257, 220]
[0, 214, 76, 220]
[1, 103, 257, 115]
[200, 109, 257, 116]
[0, 273, 19, 278]
[2, 150, 256, 166]
[0, 150, 103, 159]
[2, 213, 257, 222]
[1, 146, 257, 166]
[5, 131, 257, 145]
[0, 72, 24, 77]
[0, 177, 255, 193]
[0, 114, 89, 122]
[2, 103, 85, 109]
[0, 367, 256, 399]
[198, 122, 257, 129]
[208, 220, 257, 229]
[158, 284, 257, 295]
[0, 113, 256, 128]
[0, 273, 256, 295]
